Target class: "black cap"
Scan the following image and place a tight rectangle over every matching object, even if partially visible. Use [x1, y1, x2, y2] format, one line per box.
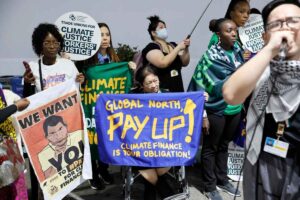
[262, 0, 300, 26]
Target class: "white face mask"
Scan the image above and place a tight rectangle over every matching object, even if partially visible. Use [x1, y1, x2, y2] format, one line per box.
[156, 28, 168, 40]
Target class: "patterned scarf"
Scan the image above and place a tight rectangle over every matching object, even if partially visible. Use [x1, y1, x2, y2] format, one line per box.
[246, 60, 300, 165]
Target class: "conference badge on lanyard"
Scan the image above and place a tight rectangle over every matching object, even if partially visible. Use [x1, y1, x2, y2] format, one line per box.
[263, 122, 289, 158]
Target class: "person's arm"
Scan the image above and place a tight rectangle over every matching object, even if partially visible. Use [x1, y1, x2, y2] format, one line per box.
[68, 60, 85, 84]
[223, 30, 295, 105]
[0, 104, 17, 123]
[146, 40, 187, 69]
[23, 82, 35, 97]
[23, 61, 36, 97]
[179, 39, 191, 66]
[0, 98, 30, 123]
[179, 47, 190, 66]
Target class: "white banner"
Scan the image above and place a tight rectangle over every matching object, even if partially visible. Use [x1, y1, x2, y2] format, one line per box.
[239, 14, 264, 53]
[227, 141, 244, 182]
[13, 79, 92, 200]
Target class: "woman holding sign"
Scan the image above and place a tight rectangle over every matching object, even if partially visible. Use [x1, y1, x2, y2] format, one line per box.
[188, 18, 244, 200]
[76, 22, 136, 190]
[22, 23, 84, 200]
[23, 23, 84, 95]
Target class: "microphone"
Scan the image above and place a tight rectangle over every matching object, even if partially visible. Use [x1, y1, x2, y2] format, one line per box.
[278, 39, 287, 61]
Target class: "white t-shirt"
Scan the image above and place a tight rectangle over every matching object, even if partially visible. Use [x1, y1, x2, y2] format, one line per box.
[29, 57, 78, 92]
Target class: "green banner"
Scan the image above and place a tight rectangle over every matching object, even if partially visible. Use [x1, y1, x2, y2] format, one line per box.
[80, 62, 132, 160]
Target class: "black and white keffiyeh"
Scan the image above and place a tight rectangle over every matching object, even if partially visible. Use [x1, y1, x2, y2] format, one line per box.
[246, 60, 300, 165]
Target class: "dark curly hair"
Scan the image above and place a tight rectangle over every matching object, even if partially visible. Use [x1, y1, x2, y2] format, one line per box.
[32, 23, 64, 56]
[147, 15, 166, 41]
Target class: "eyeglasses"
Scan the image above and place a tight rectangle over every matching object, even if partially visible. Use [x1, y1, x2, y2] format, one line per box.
[144, 79, 159, 87]
[43, 41, 61, 48]
[266, 16, 300, 31]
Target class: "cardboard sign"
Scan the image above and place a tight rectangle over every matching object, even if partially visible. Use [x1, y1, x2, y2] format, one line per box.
[239, 14, 264, 53]
[55, 11, 101, 61]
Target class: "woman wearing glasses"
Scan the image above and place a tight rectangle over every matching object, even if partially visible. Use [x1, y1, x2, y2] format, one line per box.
[223, 1, 300, 199]
[131, 65, 174, 200]
[22, 23, 84, 200]
[23, 23, 84, 95]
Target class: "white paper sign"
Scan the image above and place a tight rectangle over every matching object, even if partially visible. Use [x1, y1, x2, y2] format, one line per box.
[227, 141, 244, 181]
[239, 14, 265, 53]
[13, 80, 92, 200]
[55, 11, 101, 61]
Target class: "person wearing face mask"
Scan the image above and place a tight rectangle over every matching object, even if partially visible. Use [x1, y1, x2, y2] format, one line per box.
[223, 1, 300, 199]
[142, 15, 190, 92]
[189, 18, 244, 200]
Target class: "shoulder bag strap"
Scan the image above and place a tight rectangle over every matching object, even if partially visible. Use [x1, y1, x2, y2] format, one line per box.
[38, 59, 44, 91]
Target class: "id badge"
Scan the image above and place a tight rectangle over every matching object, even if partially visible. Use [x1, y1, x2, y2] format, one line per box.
[170, 70, 179, 77]
[263, 137, 289, 158]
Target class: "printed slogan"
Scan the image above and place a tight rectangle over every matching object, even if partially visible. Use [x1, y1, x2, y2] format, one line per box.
[95, 92, 204, 167]
[239, 14, 264, 53]
[55, 11, 101, 61]
[80, 62, 132, 160]
[13, 80, 92, 200]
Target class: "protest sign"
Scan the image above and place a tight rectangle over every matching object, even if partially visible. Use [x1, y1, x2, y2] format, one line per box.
[13, 80, 92, 200]
[239, 14, 264, 53]
[95, 92, 204, 167]
[227, 141, 244, 181]
[55, 11, 101, 61]
[80, 62, 132, 160]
